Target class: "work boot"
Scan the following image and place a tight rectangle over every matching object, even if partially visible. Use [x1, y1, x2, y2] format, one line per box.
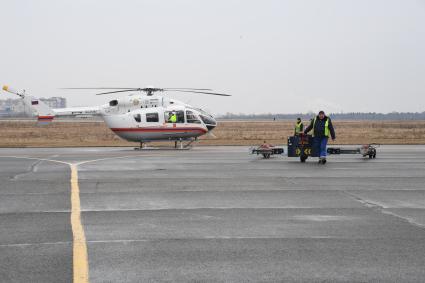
[322, 158, 327, 164]
[318, 158, 323, 164]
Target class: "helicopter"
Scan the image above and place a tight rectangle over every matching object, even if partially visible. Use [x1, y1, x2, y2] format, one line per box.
[2, 85, 230, 148]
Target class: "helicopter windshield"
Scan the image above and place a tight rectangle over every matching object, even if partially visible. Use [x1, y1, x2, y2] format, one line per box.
[186, 110, 201, 124]
[192, 107, 213, 118]
[200, 115, 216, 125]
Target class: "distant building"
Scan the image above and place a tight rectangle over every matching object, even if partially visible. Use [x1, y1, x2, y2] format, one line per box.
[40, 97, 67, 109]
[0, 99, 29, 117]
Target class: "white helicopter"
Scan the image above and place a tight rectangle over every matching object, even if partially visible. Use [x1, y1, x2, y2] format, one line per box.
[2, 85, 230, 148]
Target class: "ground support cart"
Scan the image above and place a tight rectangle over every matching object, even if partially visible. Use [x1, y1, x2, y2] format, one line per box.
[287, 134, 378, 162]
[251, 147, 284, 159]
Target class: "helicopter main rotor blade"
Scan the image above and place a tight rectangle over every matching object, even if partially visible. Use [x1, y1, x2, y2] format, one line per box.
[60, 87, 139, 90]
[95, 89, 140, 95]
[60, 87, 230, 96]
[164, 88, 213, 91]
[61, 87, 212, 91]
[166, 89, 231, 96]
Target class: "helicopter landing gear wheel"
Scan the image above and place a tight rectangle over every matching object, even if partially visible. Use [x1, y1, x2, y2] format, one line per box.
[135, 141, 145, 150]
[174, 139, 184, 149]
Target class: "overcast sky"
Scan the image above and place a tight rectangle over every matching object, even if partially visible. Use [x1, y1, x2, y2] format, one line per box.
[1, 0, 424, 114]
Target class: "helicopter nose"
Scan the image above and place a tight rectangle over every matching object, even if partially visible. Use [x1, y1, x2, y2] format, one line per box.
[199, 114, 217, 131]
[207, 116, 217, 131]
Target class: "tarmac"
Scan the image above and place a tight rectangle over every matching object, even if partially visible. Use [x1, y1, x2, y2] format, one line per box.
[0, 145, 424, 282]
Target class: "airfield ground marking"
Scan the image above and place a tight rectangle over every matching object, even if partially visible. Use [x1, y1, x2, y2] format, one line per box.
[0, 156, 89, 283]
[71, 154, 172, 283]
[69, 164, 89, 283]
[0, 153, 174, 283]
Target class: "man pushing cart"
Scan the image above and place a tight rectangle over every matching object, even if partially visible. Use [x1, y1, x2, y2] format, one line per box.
[304, 111, 336, 164]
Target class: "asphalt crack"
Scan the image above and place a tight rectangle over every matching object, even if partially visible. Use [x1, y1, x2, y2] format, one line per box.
[342, 190, 425, 230]
[10, 159, 43, 181]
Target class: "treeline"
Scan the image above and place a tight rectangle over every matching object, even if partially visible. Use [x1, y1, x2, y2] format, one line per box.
[218, 112, 425, 121]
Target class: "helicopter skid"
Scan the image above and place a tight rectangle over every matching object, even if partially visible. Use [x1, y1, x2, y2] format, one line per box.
[134, 146, 192, 151]
[134, 138, 197, 150]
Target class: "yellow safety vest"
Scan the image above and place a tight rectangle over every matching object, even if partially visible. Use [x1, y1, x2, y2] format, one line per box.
[313, 117, 330, 137]
[295, 122, 303, 134]
[169, 114, 177, 123]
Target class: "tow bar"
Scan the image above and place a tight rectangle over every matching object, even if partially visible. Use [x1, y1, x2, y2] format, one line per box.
[288, 134, 379, 162]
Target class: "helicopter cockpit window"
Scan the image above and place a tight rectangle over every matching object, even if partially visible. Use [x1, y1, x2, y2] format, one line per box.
[200, 115, 216, 125]
[146, 112, 159, 122]
[186, 110, 201, 124]
[133, 114, 141, 123]
[165, 111, 184, 123]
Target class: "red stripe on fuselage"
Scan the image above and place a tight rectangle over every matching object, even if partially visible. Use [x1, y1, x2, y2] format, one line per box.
[111, 127, 208, 134]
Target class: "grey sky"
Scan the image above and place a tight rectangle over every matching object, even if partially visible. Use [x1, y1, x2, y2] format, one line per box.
[1, 0, 424, 114]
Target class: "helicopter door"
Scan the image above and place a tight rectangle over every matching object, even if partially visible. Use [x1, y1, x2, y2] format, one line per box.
[165, 111, 184, 123]
[145, 112, 160, 124]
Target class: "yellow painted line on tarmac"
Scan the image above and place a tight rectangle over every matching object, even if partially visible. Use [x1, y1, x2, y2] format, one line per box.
[1, 153, 176, 283]
[0, 156, 89, 282]
[70, 164, 89, 283]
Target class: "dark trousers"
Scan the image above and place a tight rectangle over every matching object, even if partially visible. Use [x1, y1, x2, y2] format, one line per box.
[314, 136, 328, 158]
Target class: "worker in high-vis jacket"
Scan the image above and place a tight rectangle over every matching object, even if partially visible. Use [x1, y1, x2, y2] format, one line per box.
[168, 112, 177, 123]
[304, 110, 336, 164]
[294, 117, 304, 135]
